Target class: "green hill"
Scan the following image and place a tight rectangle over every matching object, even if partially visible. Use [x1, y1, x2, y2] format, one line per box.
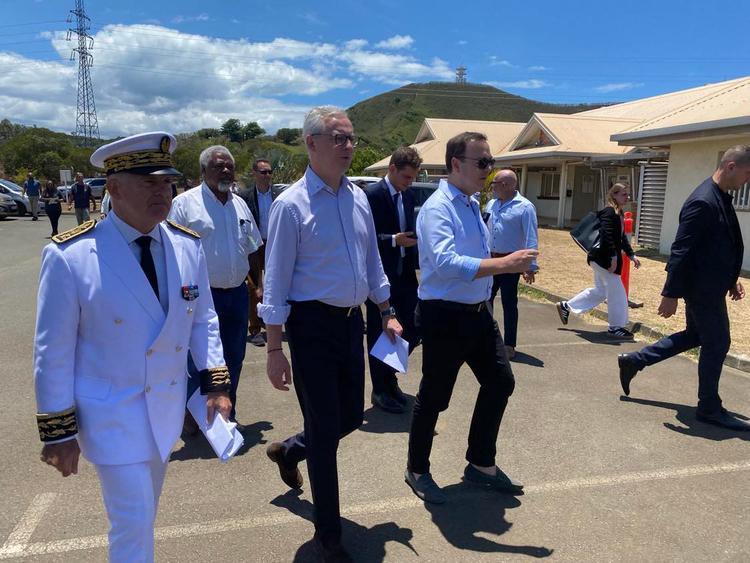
[348, 82, 606, 152]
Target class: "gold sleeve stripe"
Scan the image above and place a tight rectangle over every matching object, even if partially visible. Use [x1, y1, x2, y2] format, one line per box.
[200, 366, 231, 393]
[36, 407, 78, 442]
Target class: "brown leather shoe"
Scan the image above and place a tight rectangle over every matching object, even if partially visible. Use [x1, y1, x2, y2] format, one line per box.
[266, 442, 303, 489]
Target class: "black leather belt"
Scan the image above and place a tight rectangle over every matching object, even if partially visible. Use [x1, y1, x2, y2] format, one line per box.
[290, 300, 361, 317]
[423, 299, 488, 313]
[211, 281, 247, 292]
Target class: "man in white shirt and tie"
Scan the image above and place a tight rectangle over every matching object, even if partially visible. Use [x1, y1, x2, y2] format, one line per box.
[33, 132, 231, 562]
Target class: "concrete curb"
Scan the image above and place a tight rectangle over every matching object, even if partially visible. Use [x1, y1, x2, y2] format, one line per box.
[518, 283, 750, 374]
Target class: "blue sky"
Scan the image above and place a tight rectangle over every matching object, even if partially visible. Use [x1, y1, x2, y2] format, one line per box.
[2, 0, 749, 137]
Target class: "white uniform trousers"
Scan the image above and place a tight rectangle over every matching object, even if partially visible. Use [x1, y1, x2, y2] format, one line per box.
[95, 455, 168, 563]
[567, 262, 628, 329]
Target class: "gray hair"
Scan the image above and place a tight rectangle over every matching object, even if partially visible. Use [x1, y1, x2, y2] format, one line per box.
[199, 145, 235, 172]
[302, 106, 348, 137]
[720, 145, 750, 168]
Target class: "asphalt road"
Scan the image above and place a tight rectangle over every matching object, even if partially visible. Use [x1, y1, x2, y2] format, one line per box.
[1, 214, 749, 562]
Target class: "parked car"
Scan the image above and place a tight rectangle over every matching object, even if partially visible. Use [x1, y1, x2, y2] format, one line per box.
[0, 192, 17, 219]
[0, 179, 37, 216]
[347, 175, 381, 189]
[84, 177, 107, 199]
[409, 181, 438, 216]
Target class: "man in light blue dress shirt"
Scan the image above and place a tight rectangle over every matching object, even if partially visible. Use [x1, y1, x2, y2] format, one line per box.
[485, 169, 539, 358]
[404, 132, 537, 504]
[259, 106, 402, 561]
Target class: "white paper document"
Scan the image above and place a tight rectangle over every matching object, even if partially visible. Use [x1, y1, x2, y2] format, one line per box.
[369, 332, 410, 373]
[187, 388, 244, 463]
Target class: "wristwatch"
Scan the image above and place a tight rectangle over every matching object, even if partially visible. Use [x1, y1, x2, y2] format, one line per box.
[380, 306, 397, 319]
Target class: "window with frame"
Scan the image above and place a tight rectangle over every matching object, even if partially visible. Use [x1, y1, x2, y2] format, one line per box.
[539, 172, 561, 198]
[734, 182, 750, 211]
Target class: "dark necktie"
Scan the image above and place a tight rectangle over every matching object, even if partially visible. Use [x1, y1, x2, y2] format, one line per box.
[135, 236, 159, 300]
[393, 193, 404, 276]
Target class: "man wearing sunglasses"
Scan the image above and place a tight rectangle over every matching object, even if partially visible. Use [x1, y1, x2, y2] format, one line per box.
[239, 159, 285, 347]
[404, 131, 538, 504]
[260, 106, 402, 561]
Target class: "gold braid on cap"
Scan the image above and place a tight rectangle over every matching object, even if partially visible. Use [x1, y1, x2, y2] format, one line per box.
[104, 149, 175, 175]
[37, 406, 78, 442]
[199, 366, 231, 393]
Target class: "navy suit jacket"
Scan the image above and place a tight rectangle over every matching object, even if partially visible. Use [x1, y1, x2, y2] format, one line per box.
[662, 177, 744, 302]
[365, 179, 418, 289]
[238, 184, 284, 238]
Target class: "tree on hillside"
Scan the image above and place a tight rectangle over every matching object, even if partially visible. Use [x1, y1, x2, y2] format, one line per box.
[220, 119, 243, 142]
[348, 146, 388, 176]
[275, 128, 302, 145]
[195, 128, 221, 139]
[242, 121, 265, 140]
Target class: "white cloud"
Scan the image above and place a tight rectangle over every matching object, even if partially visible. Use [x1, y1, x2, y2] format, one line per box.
[528, 65, 548, 71]
[485, 79, 549, 89]
[375, 35, 414, 50]
[594, 82, 644, 93]
[344, 39, 369, 50]
[172, 14, 209, 24]
[1, 24, 455, 137]
[489, 56, 516, 68]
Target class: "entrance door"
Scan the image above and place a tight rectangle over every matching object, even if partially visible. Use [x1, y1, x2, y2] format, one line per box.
[571, 166, 599, 220]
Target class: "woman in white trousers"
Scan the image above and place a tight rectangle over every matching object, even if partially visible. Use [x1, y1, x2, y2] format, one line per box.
[556, 183, 641, 338]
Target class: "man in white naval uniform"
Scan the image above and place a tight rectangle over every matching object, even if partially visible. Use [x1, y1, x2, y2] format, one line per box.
[33, 132, 232, 563]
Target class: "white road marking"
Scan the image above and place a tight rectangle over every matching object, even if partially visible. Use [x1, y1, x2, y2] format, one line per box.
[3, 460, 749, 559]
[0, 493, 57, 557]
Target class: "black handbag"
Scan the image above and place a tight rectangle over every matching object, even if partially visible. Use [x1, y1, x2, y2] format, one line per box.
[570, 211, 601, 253]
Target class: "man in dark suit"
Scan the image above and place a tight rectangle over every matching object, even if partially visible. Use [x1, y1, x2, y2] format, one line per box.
[619, 145, 750, 431]
[239, 159, 284, 346]
[365, 147, 423, 413]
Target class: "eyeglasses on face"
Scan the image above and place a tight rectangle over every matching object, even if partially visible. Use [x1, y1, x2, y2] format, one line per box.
[459, 156, 495, 169]
[311, 133, 358, 147]
[256, 170, 273, 175]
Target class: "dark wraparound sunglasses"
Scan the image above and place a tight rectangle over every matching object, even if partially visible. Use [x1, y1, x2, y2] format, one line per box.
[459, 156, 495, 169]
[256, 170, 273, 175]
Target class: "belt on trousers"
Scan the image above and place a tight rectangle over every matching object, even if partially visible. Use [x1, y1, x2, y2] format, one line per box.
[289, 300, 361, 317]
[424, 299, 488, 313]
[491, 252, 511, 258]
[211, 281, 247, 292]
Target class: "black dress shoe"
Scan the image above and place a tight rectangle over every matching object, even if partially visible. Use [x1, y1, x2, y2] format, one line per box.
[266, 442, 304, 489]
[695, 409, 750, 431]
[618, 353, 641, 396]
[313, 535, 353, 563]
[389, 384, 408, 406]
[371, 391, 405, 413]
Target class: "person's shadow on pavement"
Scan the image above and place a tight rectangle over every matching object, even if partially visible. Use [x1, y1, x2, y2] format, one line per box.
[425, 483, 554, 558]
[359, 400, 415, 434]
[510, 351, 544, 367]
[620, 396, 750, 442]
[271, 491, 416, 562]
[558, 327, 629, 346]
[170, 420, 273, 461]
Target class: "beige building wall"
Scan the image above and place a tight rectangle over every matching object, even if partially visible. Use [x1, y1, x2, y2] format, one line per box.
[660, 137, 750, 269]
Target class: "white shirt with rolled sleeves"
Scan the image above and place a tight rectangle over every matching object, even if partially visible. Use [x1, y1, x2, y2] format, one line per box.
[258, 167, 390, 326]
[33, 217, 226, 465]
[417, 179, 492, 304]
[168, 182, 262, 289]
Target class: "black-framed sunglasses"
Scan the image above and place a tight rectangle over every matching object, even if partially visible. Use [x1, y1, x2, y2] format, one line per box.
[311, 133, 359, 147]
[256, 170, 273, 175]
[459, 156, 495, 169]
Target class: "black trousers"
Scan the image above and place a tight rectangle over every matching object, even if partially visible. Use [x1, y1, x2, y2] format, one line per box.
[630, 298, 730, 413]
[365, 280, 420, 394]
[489, 273, 521, 348]
[408, 300, 516, 474]
[281, 301, 365, 544]
[46, 203, 61, 235]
